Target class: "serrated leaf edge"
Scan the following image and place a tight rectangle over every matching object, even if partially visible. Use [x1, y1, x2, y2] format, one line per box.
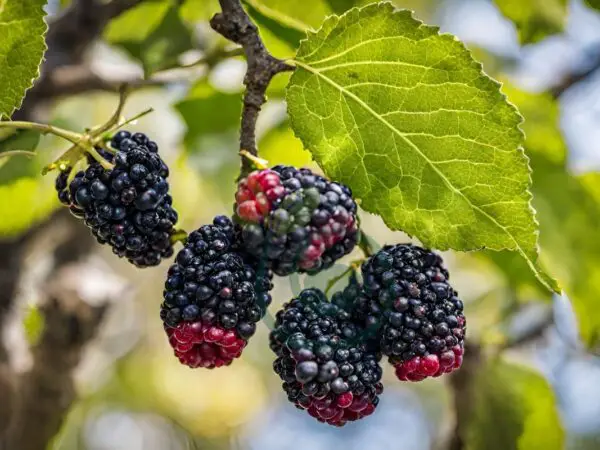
[285, 1, 559, 293]
[2, 1, 48, 118]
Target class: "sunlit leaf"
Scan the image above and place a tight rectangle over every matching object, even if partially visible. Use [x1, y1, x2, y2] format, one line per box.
[0, 176, 58, 237]
[23, 304, 44, 346]
[180, 0, 219, 22]
[0, 0, 47, 117]
[242, 0, 306, 50]
[467, 358, 564, 450]
[493, 0, 567, 44]
[175, 81, 242, 152]
[287, 3, 557, 292]
[258, 120, 312, 167]
[105, 1, 193, 76]
[242, 0, 368, 52]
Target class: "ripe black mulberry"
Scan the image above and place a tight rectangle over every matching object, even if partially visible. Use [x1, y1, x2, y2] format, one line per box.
[55, 131, 178, 267]
[270, 288, 383, 426]
[161, 216, 273, 368]
[234, 166, 359, 276]
[359, 244, 466, 381]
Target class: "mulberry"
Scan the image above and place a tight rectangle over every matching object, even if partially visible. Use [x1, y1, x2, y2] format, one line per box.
[360, 244, 466, 381]
[235, 166, 359, 276]
[55, 131, 177, 267]
[270, 289, 383, 426]
[161, 216, 273, 369]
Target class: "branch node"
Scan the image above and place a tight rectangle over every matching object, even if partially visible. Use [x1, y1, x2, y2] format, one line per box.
[210, 0, 295, 174]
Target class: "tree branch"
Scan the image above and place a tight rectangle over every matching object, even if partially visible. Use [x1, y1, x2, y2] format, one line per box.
[32, 66, 165, 99]
[46, 0, 143, 68]
[6, 270, 109, 450]
[448, 342, 481, 450]
[210, 0, 294, 174]
[551, 50, 600, 98]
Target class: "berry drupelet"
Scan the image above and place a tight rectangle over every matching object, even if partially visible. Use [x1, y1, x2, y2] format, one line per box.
[270, 289, 383, 426]
[55, 131, 178, 267]
[360, 244, 466, 382]
[234, 165, 359, 276]
[161, 216, 273, 369]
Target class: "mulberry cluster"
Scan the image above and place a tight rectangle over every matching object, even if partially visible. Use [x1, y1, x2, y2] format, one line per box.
[161, 216, 273, 369]
[357, 244, 466, 381]
[55, 131, 178, 267]
[235, 166, 359, 276]
[270, 289, 383, 427]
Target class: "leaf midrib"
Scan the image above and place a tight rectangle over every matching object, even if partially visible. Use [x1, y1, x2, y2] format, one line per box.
[293, 58, 552, 291]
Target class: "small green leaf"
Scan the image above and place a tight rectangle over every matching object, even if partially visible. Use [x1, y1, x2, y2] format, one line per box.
[0, 130, 41, 185]
[467, 358, 564, 450]
[287, 3, 557, 292]
[493, 0, 567, 44]
[105, 1, 193, 76]
[242, 0, 309, 49]
[585, 0, 600, 11]
[23, 304, 44, 346]
[0, 176, 58, 237]
[242, 0, 368, 50]
[0, 0, 48, 117]
[175, 82, 242, 152]
[105, 1, 171, 44]
[258, 121, 312, 166]
[325, 0, 364, 14]
[180, 0, 219, 22]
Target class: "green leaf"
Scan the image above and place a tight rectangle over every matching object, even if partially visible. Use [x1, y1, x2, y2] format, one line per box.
[0, 130, 40, 185]
[242, 0, 366, 50]
[467, 358, 564, 450]
[106, 1, 171, 43]
[175, 82, 242, 151]
[493, 0, 567, 44]
[258, 120, 312, 166]
[585, 0, 600, 11]
[286, 3, 557, 292]
[180, 0, 219, 22]
[243, 0, 306, 51]
[104, 1, 193, 76]
[23, 304, 44, 346]
[0, 176, 58, 238]
[0, 0, 48, 117]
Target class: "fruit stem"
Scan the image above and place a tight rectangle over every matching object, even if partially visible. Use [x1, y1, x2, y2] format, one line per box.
[86, 146, 114, 170]
[0, 120, 82, 144]
[96, 140, 117, 155]
[96, 107, 155, 144]
[261, 310, 276, 331]
[358, 231, 376, 258]
[324, 261, 362, 296]
[170, 229, 188, 245]
[239, 149, 269, 170]
[66, 163, 79, 186]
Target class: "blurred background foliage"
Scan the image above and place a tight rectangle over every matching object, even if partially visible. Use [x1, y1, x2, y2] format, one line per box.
[2, 0, 600, 449]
